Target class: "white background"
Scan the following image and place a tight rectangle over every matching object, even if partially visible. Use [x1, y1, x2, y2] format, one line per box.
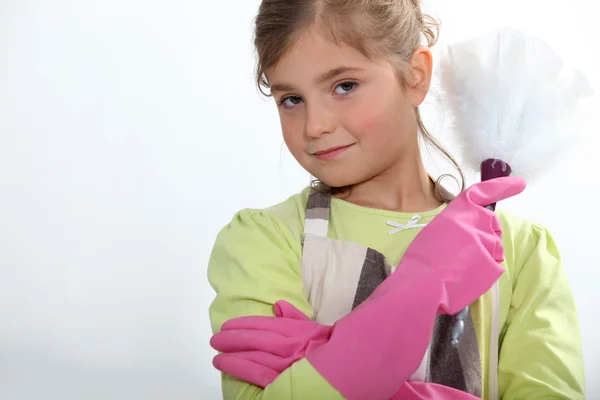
[0, 0, 598, 399]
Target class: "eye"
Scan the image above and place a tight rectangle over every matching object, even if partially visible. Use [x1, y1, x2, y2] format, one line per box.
[334, 81, 358, 95]
[277, 95, 303, 109]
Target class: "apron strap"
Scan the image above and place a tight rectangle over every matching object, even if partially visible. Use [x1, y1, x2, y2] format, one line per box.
[303, 189, 331, 238]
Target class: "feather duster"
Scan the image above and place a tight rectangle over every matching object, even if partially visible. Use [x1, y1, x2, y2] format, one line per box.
[437, 27, 592, 186]
[435, 27, 592, 347]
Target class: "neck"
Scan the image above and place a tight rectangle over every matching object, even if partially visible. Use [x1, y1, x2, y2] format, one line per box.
[336, 148, 442, 213]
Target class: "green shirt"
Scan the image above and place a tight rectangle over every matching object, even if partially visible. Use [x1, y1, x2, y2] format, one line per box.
[208, 188, 585, 399]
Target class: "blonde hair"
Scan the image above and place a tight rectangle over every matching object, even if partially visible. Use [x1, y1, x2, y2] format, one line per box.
[252, 0, 464, 202]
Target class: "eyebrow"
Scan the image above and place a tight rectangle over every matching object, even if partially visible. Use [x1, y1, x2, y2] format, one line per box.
[270, 66, 364, 94]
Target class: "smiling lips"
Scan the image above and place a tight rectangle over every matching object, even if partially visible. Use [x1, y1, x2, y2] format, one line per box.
[312, 144, 353, 161]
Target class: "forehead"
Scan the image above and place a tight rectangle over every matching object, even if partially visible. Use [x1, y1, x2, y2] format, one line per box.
[266, 27, 375, 85]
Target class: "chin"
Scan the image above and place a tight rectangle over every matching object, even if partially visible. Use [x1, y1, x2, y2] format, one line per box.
[311, 171, 364, 189]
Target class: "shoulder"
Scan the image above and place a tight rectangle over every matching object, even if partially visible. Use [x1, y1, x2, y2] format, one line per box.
[496, 209, 560, 284]
[209, 188, 310, 266]
[260, 187, 310, 234]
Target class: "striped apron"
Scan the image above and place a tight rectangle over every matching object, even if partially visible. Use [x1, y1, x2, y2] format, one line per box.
[300, 189, 490, 397]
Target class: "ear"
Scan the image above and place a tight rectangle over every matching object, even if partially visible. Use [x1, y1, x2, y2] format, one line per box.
[406, 46, 433, 106]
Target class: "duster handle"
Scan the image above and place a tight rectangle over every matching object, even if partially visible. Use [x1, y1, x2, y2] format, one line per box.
[451, 158, 512, 347]
[481, 158, 513, 210]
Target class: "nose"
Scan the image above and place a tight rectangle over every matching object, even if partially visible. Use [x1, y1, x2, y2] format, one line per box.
[305, 102, 336, 138]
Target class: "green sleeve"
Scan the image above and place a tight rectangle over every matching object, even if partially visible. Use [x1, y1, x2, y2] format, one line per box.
[498, 223, 585, 399]
[207, 209, 344, 400]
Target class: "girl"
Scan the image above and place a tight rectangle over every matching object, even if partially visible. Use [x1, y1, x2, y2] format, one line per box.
[207, 0, 585, 399]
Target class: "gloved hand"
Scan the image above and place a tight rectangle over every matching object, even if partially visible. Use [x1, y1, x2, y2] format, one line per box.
[211, 177, 526, 400]
[211, 300, 331, 386]
[213, 301, 480, 399]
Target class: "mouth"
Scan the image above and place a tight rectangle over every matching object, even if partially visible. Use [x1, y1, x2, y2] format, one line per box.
[311, 144, 354, 161]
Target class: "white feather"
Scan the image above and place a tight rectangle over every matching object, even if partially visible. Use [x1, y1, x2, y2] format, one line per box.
[437, 27, 592, 181]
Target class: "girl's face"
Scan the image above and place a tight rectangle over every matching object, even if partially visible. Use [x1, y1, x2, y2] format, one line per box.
[266, 27, 431, 188]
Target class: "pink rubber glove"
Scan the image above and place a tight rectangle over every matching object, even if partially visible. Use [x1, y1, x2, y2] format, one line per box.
[392, 382, 480, 399]
[212, 177, 526, 400]
[211, 300, 331, 386]
[213, 301, 480, 399]
[305, 177, 524, 400]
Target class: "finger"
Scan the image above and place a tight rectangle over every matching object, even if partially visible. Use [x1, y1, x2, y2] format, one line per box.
[440, 255, 504, 315]
[478, 217, 505, 263]
[216, 350, 294, 373]
[494, 237, 505, 263]
[274, 300, 312, 321]
[213, 354, 278, 388]
[221, 315, 320, 337]
[490, 213, 503, 237]
[210, 329, 298, 356]
[393, 381, 481, 400]
[466, 176, 526, 207]
[389, 382, 421, 400]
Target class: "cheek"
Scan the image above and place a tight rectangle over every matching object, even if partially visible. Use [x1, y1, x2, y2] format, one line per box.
[346, 112, 380, 141]
[347, 93, 406, 143]
[280, 119, 304, 156]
